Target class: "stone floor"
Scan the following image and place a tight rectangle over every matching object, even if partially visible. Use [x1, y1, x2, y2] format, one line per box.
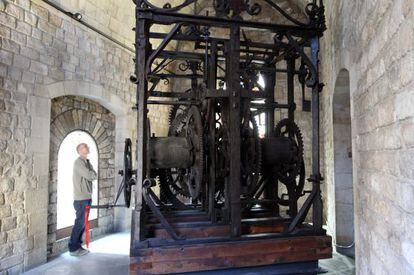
[24, 232, 130, 275]
[319, 253, 355, 275]
[24, 232, 355, 275]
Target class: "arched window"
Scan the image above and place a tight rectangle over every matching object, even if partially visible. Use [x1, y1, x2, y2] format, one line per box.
[56, 130, 99, 239]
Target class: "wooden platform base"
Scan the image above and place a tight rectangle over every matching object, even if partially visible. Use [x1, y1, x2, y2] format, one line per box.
[129, 235, 332, 274]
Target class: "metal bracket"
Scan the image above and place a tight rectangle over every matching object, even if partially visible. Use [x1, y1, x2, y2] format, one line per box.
[142, 179, 185, 241]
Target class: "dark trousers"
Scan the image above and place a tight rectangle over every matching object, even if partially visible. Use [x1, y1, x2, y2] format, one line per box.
[68, 199, 91, 252]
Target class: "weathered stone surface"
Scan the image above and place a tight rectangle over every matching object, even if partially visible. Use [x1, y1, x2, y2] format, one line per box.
[0, 177, 15, 193]
[24, 11, 38, 26]
[5, 3, 24, 20]
[47, 96, 118, 257]
[24, 188, 48, 212]
[29, 60, 48, 75]
[1, 217, 17, 231]
[321, 0, 414, 273]
[13, 55, 30, 70]
[0, 49, 13, 65]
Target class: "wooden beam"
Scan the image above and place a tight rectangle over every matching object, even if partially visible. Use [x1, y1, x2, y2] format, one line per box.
[130, 235, 332, 274]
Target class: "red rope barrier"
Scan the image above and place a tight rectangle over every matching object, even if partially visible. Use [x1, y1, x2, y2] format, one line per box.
[84, 205, 90, 249]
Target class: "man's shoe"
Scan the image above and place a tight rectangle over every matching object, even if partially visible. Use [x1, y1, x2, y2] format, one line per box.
[69, 248, 89, 256]
[80, 247, 90, 253]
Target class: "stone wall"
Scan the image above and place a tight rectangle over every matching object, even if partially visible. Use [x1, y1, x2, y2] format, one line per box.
[47, 96, 116, 257]
[320, 0, 414, 273]
[0, 0, 168, 272]
[332, 69, 354, 257]
[48, 0, 135, 46]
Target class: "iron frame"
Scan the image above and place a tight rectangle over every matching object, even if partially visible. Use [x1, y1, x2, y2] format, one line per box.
[130, 0, 328, 273]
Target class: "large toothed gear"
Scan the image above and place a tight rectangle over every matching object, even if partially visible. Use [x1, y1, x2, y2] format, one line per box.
[240, 109, 262, 197]
[274, 118, 306, 205]
[157, 104, 205, 200]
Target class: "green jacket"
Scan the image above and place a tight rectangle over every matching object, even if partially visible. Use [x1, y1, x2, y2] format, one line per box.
[72, 157, 97, 200]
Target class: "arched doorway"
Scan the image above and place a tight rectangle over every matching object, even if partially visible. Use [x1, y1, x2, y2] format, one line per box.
[56, 130, 99, 238]
[333, 69, 354, 257]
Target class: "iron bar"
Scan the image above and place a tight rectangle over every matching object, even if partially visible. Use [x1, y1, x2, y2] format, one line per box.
[227, 24, 242, 238]
[138, 9, 322, 35]
[132, 12, 150, 243]
[40, 0, 135, 53]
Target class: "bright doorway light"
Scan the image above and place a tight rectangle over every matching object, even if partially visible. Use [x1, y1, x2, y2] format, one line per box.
[57, 131, 99, 230]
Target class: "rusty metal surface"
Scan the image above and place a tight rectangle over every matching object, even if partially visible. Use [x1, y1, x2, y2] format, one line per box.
[123, 0, 329, 273]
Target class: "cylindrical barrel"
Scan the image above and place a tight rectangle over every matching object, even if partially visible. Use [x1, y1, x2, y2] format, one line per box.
[261, 137, 296, 166]
[149, 137, 192, 168]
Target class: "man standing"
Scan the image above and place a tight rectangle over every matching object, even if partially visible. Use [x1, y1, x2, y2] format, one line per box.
[68, 143, 97, 256]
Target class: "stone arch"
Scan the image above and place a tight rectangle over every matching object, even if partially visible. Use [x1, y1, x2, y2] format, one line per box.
[42, 81, 128, 117]
[332, 68, 355, 257]
[50, 108, 112, 152]
[47, 99, 116, 257]
[28, 81, 133, 261]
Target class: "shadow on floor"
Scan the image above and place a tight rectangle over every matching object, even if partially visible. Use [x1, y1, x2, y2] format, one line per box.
[24, 232, 355, 275]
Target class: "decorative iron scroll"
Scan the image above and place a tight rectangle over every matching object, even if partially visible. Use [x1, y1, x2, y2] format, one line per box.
[135, 0, 325, 31]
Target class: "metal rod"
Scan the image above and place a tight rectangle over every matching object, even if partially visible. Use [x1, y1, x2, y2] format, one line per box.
[40, 0, 135, 53]
[310, 36, 323, 230]
[147, 100, 198, 105]
[139, 9, 321, 35]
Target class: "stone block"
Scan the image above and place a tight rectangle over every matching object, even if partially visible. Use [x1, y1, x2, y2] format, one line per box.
[31, 28, 42, 40]
[0, 127, 12, 140]
[1, 39, 21, 54]
[0, 11, 16, 29]
[48, 13, 62, 27]
[30, 2, 48, 19]
[24, 11, 38, 26]
[23, 248, 46, 270]
[33, 232, 47, 250]
[15, 0, 30, 9]
[6, 263, 23, 275]
[30, 117, 50, 139]
[7, 225, 27, 242]
[27, 136, 49, 153]
[21, 71, 34, 84]
[1, 216, 17, 231]
[17, 20, 32, 36]
[38, 18, 56, 34]
[24, 188, 48, 213]
[29, 60, 48, 76]
[28, 212, 47, 236]
[399, 149, 414, 179]
[29, 95, 50, 118]
[0, 231, 6, 245]
[5, 3, 24, 20]
[0, 205, 12, 219]
[13, 54, 30, 70]
[20, 47, 39, 60]
[32, 153, 49, 177]
[13, 236, 34, 253]
[10, 29, 26, 45]
[395, 84, 414, 120]
[0, 253, 22, 270]
[0, 49, 13, 65]
[0, 177, 14, 193]
[17, 114, 30, 129]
